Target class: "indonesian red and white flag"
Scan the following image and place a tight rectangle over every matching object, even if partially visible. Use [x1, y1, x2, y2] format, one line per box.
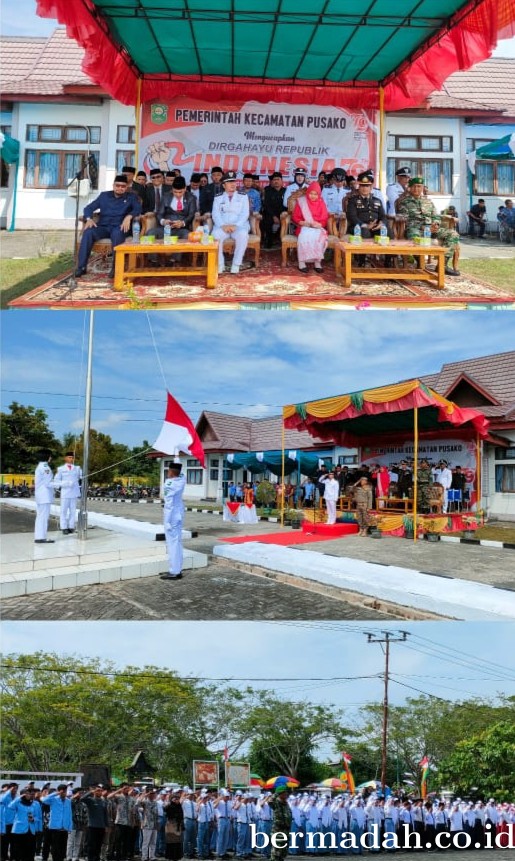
[153, 391, 205, 467]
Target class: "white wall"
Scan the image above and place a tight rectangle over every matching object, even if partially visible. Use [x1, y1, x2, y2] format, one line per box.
[484, 433, 515, 521]
[386, 115, 461, 213]
[8, 100, 135, 229]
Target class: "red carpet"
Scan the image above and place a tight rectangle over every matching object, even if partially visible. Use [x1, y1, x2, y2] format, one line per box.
[9, 248, 513, 310]
[301, 521, 359, 536]
[221, 531, 341, 546]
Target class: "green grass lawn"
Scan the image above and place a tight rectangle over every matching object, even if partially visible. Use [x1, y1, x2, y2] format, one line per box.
[459, 258, 515, 291]
[0, 253, 73, 309]
[455, 524, 515, 543]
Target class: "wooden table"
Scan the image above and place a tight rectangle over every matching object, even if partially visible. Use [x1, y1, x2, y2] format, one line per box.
[334, 239, 446, 289]
[113, 239, 219, 291]
[377, 496, 413, 513]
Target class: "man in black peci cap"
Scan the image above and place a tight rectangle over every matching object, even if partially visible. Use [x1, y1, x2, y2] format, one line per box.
[199, 165, 224, 218]
[262, 172, 286, 248]
[75, 176, 141, 277]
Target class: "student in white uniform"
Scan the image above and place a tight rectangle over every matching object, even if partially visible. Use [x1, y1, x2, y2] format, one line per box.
[160, 462, 186, 581]
[211, 171, 250, 275]
[54, 451, 82, 534]
[34, 452, 55, 543]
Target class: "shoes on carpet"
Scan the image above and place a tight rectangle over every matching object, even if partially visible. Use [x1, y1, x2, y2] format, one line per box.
[230, 264, 240, 274]
[74, 267, 87, 278]
[35, 539, 55, 543]
[298, 266, 309, 275]
[314, 265, 323, 274]
[445, 266, 460, 277]
[218, 266, 226, 275]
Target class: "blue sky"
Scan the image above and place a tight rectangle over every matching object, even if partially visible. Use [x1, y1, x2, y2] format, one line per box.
[2, 620, 514, 756]
[2, 0, 515, 58]
[2, 310, 515, 449]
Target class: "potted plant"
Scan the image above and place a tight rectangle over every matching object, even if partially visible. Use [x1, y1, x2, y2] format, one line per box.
[461, 515, 477, 539]
[368, 513, 382, 538]
[424, 518, 442, 542]
[285, 508, 303, 529]
[255, 479, 277, 514]
[403, 514, 414, 539]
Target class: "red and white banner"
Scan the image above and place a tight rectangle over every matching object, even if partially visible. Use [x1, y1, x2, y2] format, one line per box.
[360, 438, 477, 484]
[140, 98, 377, 181]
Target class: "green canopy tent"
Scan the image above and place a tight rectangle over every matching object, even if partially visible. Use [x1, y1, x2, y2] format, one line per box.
[0, 133, 20, 231]
[226, 449, 326, 477]
[36, 0, 515, 173]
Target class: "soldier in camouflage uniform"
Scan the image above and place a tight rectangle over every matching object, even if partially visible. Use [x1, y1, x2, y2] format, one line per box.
[270, 788, 292, 861]
[397, 177, 461, 276]
[417, 459, 433, 514]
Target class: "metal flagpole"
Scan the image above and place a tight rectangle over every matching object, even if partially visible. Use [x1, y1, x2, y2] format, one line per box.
[78, 310, 94, 539]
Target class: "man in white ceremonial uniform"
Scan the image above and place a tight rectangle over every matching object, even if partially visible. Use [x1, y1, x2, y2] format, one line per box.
[436, 460, 453, 513]
[54, 451, 82, 534]
[160, 461, 186, 581]
[386, 167, 411, 214]
[211, 171, 250, 275]
[320, 470, 340, 525]
[34, 452, 55, 543]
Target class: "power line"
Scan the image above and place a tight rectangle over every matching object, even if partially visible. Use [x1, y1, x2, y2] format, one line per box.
[0, 662, 382, 683]
[1, 390, 284, 409]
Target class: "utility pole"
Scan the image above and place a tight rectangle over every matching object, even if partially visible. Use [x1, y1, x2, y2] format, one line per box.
[365, 630, 409, 790]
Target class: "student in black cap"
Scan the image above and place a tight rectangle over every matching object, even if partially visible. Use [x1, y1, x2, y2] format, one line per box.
[75, 175, 141, 277]
[262, 171, 286, 248]
[164, 170, 176, 188]
[121, 165, 136, 192]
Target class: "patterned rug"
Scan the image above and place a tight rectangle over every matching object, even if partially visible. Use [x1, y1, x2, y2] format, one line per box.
[9, 247, 514, 310]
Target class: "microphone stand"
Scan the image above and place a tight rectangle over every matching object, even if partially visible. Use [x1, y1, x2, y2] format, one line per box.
[67, 155, 89, 290]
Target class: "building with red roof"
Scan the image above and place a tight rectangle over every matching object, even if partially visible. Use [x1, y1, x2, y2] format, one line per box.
[1, 28, 514, 229]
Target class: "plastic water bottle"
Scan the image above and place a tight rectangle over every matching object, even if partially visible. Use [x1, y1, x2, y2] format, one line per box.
[164, 224, 171, 244]
[201, 225, 210, 245]
[423, 224, 431, 241]
[132, 219, 141, 243]
[380, 224, 387, 239]
[354, 224, 361, 238]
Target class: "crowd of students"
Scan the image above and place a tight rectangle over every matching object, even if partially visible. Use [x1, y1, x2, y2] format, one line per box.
[2, 782, 513, 861]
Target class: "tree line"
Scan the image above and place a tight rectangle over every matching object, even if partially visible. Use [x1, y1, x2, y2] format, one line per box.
[1, 653, 514, 799]
[0, 403, 159, 483]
